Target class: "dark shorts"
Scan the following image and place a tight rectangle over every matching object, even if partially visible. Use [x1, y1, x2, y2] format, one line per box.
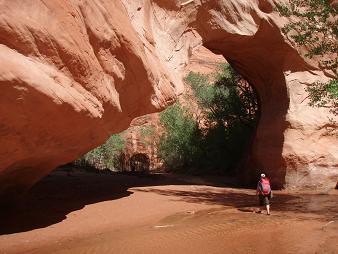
[259, 194, 270, 206]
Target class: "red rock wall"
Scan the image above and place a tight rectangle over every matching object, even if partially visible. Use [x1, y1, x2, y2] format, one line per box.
[0, 0, 337, 198]
[121, 114, 163, 171]
[0, 0, 178, 199]
[120, 46, 225, 171]
[125, 0, 337, 189]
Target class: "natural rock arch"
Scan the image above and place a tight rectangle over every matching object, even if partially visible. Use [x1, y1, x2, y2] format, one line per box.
[0, 0, 337, 202]
[199, 21, 294, 188]
[132, 0, 337, 189]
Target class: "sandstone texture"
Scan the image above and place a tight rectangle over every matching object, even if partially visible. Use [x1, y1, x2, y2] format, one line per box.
[121, 46, 225, 172]
[0, 0, 178, 200]
[0, 0, 337, 198]
[122, 114, 162, 172]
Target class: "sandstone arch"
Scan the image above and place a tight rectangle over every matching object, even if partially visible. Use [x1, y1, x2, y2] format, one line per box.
[0, 0, 337, 201]
[126, 0, 338, 189]
[199, 19, 297, 188]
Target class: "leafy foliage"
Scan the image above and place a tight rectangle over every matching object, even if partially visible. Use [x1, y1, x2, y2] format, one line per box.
[276, 0, 337, 114]
[307, 79, 338, 114]
[185, 72, 214, 109]
[189, 64, 259, 172]
[158, 103, 203, 170]
[75, 134, 126, 171]
[159, 64, 259, 174]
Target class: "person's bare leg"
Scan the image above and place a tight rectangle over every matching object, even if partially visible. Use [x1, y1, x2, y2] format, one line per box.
[266, 205, 270, 215]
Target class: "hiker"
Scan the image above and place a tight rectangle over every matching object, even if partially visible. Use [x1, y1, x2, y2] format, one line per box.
[256, 173, 272, 215]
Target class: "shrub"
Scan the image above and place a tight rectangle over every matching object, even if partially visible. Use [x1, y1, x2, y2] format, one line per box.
[74, 134, 126, 171]
[276, 0, 337, 115]
[159, 63, 259, 174]
[158, 102, 203, 170]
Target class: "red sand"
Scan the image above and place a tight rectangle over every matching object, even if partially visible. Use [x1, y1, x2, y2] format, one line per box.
[0, 170, 337, 254]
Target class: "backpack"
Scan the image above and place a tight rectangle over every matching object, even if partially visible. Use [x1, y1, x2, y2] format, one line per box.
[259, 178, 271, 195]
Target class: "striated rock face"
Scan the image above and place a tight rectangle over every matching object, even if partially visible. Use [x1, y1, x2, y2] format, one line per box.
[122, 114, 163, 171]
[0, 0, 337, 199]
[0, 0, 179, 200]
[121, 46, 225, 172]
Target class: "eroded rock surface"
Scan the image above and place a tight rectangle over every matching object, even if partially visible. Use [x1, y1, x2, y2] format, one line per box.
[121, 46, 225, 172]
[0, 0, 178, 200]
[0, 0, 337, 199]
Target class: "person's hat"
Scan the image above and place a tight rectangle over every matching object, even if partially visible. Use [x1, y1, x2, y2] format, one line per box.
[260, 173, 266, 178]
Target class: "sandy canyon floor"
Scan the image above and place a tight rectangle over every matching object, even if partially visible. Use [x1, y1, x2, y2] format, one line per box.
[0, 169, 337, 254]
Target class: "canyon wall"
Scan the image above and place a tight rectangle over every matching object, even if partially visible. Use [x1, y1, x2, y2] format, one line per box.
[120, 46, 226, 172]
[0, 0, 337, 200]
[0, 0, 179, 200]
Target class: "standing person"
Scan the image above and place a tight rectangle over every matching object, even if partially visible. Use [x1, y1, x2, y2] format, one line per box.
[256, 173, 272, 215]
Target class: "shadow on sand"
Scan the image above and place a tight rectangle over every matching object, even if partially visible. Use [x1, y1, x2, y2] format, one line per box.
[1, 168, 337, 235]
[135, 187, 338, 219]
[0, 168, 186, 235]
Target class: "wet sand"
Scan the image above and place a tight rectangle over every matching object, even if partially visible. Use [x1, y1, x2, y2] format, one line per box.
[0, 170, 337, 254]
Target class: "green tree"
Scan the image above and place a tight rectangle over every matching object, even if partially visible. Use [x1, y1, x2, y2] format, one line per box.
[185, 64, 259, 128]
[185, 64, 259, 173]
[76, 134, 126, 171]
[158, 102, 202, 170]
[159, 64, 259, 174]
[276, 0, 338, 114]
